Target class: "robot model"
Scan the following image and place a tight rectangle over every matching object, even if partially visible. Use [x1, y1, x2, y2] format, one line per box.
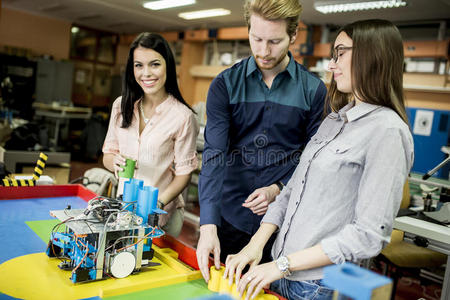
[46, 179, 166, 283]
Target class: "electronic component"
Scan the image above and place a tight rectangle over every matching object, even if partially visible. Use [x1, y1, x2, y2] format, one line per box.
[46, 179, 167, 283]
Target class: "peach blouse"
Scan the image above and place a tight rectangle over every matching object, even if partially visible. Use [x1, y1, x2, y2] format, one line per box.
[102, 95, 199, 224]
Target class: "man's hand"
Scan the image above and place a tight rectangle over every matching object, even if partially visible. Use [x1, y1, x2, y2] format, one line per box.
[196, 224, 221, 282]
[242, 184, 280, 215]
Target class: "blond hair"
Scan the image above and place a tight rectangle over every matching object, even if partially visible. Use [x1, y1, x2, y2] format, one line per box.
[244, 0, 302, 38]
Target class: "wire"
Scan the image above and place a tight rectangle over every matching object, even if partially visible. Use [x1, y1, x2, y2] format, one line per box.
[72, 239, 89, 274]
[49, 216, 74, 262]
[94, 211, 119, 261]
[115, 227, 163, 252]
[83, 220, 94, 234]
[121, 202, 136, 211]
[105, 231, 157, 253]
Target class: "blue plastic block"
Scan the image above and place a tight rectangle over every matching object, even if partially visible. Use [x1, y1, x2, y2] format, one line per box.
[123, 178, 143, 211]
[89, 269, 97, 280]
[148, 187, 167, 215]
[137, 186, 152, 224]
[323, 262, 392, 300]
[149, 187, 159, 212]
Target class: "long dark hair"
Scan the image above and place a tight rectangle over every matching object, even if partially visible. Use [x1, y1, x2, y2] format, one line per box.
[121, 32, 193, 128]
[326, 19, 408, 124]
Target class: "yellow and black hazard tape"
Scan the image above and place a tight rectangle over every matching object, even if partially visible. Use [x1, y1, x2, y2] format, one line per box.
[2, 178, 35, 186]
[1, 152, 48, 187]
[33, 152, 48, 181]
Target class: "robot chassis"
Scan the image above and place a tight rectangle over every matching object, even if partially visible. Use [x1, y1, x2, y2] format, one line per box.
[46, 195, 165, 283]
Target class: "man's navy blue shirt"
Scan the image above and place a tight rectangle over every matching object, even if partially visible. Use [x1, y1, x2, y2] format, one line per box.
[198, 53, 327, 234]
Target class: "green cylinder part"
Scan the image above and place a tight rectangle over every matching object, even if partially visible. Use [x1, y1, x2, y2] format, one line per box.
[118, 158, 136, 178]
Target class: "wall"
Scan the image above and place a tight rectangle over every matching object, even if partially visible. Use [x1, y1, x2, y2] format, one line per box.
[179, 41, 205, 106]
[0, 7, 71, 60]
[114, 43, 129, 75]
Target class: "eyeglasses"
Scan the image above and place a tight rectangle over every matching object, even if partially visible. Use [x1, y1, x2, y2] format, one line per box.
[331, 46, 353, 63]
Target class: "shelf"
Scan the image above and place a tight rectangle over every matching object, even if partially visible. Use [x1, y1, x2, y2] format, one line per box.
[404, 40, 449, 58]
[159, 31, 179, 42]
[290, 40, 449, 60]
[184, 29, 209, 41]
[189, 65, 229, 78]
[217, 26, 248, 40]
[404, 85, 450, 93]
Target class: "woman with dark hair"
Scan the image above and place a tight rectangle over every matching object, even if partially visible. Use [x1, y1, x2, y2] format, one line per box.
[223, 19, 414, 300]
[102, 32, 199, 237]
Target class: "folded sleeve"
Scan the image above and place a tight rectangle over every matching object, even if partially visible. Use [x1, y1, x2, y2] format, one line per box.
[173, 112, 200, 175]
[102, 97, 122, 155]
[321, 127, 414, 264]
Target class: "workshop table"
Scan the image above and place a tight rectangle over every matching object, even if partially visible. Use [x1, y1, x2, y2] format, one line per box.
[394, 216, 450, 300]
[33, 102, 92, 148]
[0, 185, 282, 300]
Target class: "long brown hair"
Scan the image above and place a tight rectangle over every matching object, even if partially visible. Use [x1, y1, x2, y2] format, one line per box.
[326, 19, 408, 124]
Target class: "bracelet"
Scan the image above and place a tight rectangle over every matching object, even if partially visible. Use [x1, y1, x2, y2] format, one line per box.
[275, 181, 284, 192]
[157, 200, 165, 209]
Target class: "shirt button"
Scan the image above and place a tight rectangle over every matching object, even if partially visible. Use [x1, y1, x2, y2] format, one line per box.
[263, 130, 267, 134]
[301, 180, 304, 184]
[266, 106, 270, 110]
[296, 201, 299, 205]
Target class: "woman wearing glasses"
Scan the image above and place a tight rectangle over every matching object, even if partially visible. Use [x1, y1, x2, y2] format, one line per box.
[223, 19, 414, 300]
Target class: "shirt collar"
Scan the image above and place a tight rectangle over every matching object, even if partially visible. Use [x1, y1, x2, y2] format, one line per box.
[345, 100, 381, 122]
[155, 94, 173, 114]
[246, 51, 296, 80]
[138, 94, 172, 115]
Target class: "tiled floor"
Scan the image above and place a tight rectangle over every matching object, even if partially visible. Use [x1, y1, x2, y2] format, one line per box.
[396, 278, 442, 300]
[69, 158, 443, 300]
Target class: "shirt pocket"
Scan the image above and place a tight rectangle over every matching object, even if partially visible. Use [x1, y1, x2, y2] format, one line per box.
[326, 142, 351, 154]
[319, 141, 360, 173]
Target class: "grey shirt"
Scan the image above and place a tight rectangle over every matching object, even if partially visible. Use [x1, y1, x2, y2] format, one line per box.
[262, 101, 414, 281]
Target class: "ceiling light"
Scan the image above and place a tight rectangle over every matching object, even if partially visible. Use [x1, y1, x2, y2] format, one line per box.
[178, 8, 231, 20]
[143, 0, 195, 11]
[314, 0, 407, 14]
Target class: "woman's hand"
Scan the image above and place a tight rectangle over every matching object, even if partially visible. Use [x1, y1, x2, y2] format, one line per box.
[238, 261, 282, 300]
[112, 154, 126, 177]
[223, 243, 263, 287]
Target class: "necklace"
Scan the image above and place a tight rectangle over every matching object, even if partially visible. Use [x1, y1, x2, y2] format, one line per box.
[139, 100, 149, 124]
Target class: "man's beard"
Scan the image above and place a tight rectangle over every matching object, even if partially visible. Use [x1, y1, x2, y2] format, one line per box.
[253, 46, 289, 70]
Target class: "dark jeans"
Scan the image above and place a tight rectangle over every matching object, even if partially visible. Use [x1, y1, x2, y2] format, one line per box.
[271, 278, 335, 300]
[217, 217, 276, 264]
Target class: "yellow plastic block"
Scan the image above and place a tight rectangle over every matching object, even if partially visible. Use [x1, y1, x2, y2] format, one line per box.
[0, 246, 202, 300]
[259, 294, 278, 300]
[208, 266, 224, 292]
[207, 266, 271, 300]
[219, 276, 233, 294]
[231, 283, 241, 299]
